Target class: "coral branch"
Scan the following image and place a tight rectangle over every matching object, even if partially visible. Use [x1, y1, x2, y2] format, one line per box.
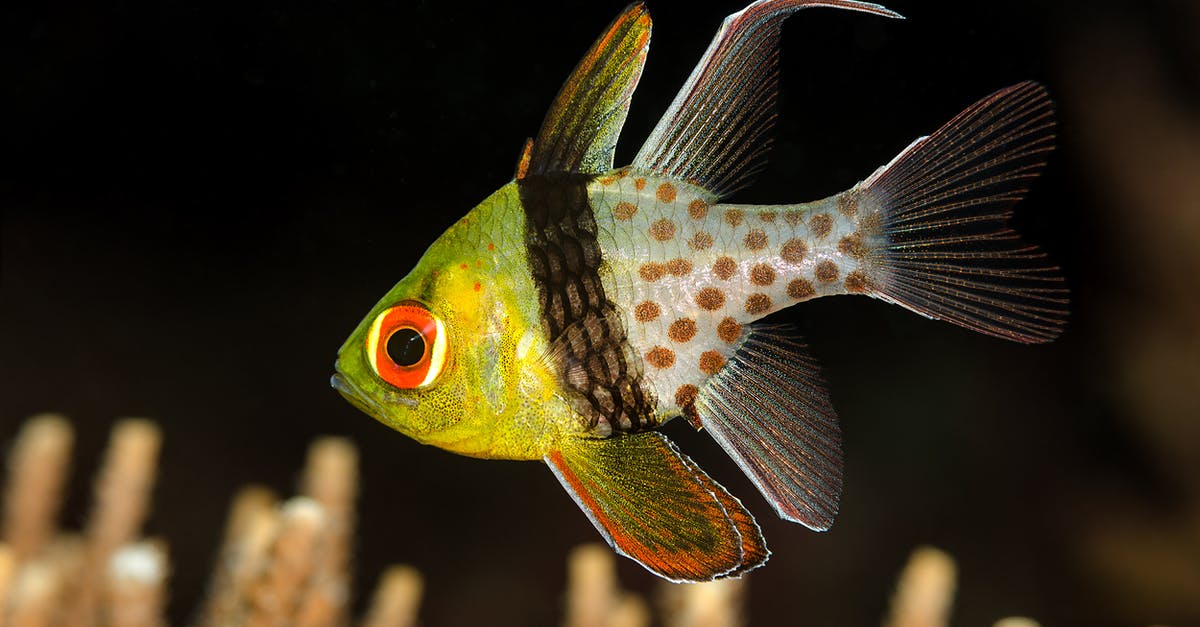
[884, 546, 957, 627]
[2, 414, 73, 562]
[660, 577, 745, 627]
[0, 543, 16, 622]
[194, 486, 281, 627]
[360, 565, 424, 627]
[71, 419, 162, 627]
[243, 497, 328, 627]
[564, 544, 619, 627]
[297, 437, 359, 627]
[105, 540, 169, 627]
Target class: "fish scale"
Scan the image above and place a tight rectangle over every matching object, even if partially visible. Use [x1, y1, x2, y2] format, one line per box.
[589, 172, 883, 423]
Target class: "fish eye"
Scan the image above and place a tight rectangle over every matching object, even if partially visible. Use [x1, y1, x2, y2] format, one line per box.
[386, 328, 426, 367]
[366, 302, 448, 389]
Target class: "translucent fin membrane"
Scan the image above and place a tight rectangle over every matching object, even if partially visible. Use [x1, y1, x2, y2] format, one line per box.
[632, 0, 902, 199]
[860, 81, 1068, 343]
[696, 326, 842, 530]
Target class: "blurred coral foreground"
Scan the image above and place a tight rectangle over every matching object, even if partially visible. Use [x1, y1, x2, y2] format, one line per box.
[0, 414, 1041, 627]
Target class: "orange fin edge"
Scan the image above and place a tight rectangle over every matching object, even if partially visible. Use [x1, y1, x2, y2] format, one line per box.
[545, 432, 759, 582]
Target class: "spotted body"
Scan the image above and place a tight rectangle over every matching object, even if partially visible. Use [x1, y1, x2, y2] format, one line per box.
[332, 0, 1067, 582]
[589, 172, 882, 429]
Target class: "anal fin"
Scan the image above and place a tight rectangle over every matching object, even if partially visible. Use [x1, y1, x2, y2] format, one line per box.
[696, 325, 844, 531]
[545, 432, 767, 581]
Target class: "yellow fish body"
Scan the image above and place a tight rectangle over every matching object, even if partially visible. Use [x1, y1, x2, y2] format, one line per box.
[332, 0, 1067, 581]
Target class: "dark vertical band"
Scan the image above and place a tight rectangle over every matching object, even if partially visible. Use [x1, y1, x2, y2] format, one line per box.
[518, 174, 655, 434]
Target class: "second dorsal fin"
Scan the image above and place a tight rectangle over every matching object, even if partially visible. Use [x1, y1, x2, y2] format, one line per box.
[631, 0, 902, 198]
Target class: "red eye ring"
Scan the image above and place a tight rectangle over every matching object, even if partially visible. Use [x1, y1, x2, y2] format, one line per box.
[367, 302, 448, 389]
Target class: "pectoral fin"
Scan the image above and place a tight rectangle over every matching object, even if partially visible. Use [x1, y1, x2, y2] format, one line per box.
[545, 431, 767, 581]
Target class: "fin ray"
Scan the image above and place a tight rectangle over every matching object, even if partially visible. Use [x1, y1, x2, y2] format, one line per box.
[695, 326, 843, 530]
[526, 3, 652, 176]
[677, 454, 770, 578]
[631, 0, 902, 198]
[856, 81, 1068, 343]
[545, 431, 767, 581]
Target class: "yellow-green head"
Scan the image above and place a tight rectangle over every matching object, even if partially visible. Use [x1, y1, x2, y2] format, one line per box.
[331, 184, 563, 460]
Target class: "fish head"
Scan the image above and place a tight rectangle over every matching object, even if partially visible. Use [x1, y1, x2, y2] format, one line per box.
[332, 187, 553, 458]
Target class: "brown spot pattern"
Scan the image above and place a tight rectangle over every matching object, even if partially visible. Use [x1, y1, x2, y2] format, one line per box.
[745, 293, 772, 315]
[687, 231, 714, 251]
[634, 178, 647, 191]
[844, 270, 872, 293]
[788, 278, 816, 300]
[666, 258, 693, 276]
[724, 209, 744, 227]
[838, 192, 858, 216]
[815, 260, 839, 283]
[743, 229, 768, 251]
[712, 257, 737, 281]
[613, 201, 637, 221]
[749, 263, 776, 286]
[649, 219, 676, 242]
[674, 384, 699, 410]
[646, 346, 675, 369]
[667, 318, 698, 343]
[858, 210, 884, 234]
[758, 211, 777, 223]
[810, 213, 833, 238]
[717, 317, 742, 343]
[781, 239, 807, 265]
[688, 199, 709, 219]
[783, 209, 804, 226]
[696, 287, 726, 311]
[634, 301, 661, 322]
[675, 384, 702, 428]
[699, 350, 725, 375]
[656, 182, 677, 203]
[838, 233, 868, 259]
[639, 262, 665, 282]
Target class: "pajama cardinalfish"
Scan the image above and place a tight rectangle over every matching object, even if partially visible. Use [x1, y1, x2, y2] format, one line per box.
[332, 0, 1067, 581]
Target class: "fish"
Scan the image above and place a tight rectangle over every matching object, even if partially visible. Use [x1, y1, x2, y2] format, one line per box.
[331, 0, 1067, 581]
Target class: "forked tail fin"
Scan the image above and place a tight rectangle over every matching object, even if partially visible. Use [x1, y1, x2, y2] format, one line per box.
[854, 81, 1068, 343]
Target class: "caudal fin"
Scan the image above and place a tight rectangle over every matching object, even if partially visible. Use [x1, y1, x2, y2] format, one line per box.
[856, 81, 1068, 343]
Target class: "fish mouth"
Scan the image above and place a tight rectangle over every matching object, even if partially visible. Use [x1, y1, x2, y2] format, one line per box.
[330, 370, 418, 417]
[330, 372, 375, 415]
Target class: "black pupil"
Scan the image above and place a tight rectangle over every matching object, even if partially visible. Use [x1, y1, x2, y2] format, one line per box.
[386, 328, 426, 367]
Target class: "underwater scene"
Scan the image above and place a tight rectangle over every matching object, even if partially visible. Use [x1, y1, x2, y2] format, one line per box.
[4, 0, 1199, 624]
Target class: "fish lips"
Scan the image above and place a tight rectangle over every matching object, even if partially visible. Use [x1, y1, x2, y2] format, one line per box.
[330, 370, 418, 420]
[330, 371, 373, 414]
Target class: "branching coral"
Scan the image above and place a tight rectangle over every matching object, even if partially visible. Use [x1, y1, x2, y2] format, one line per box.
[0, 415, 1052, 626]
[0, 415, 418, 627]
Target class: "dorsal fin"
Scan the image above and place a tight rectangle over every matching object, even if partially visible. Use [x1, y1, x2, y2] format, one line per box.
[514, 137, 534, 180]
[525, 3, 652, 176]
[631, 0, 902, 198]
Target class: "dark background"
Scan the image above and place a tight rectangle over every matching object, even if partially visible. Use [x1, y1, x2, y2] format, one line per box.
[5, 0, 1199, 624]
